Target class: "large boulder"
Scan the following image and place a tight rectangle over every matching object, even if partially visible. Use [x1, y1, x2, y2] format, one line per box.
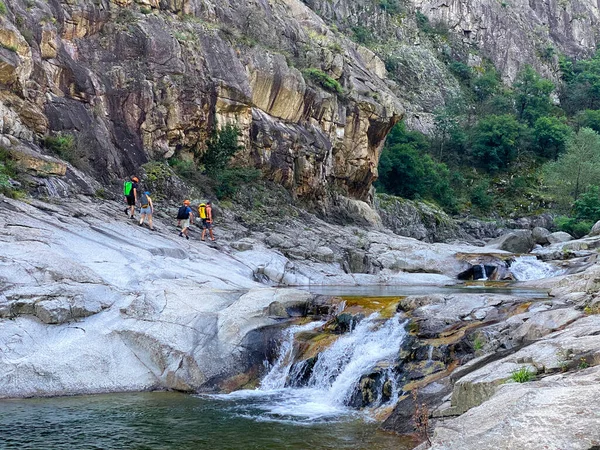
[427, 366, 600, 450]
[547, 231, 574, 244]
[486, 230, 534, 253]
[590, 220, 600, 237]
[532, 226, 551, 245]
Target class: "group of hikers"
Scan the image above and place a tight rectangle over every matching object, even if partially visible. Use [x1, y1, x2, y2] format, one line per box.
[123, 175, 215, 241]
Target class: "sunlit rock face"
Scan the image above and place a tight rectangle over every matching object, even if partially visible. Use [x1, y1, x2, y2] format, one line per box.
[0, 0, 403, 205]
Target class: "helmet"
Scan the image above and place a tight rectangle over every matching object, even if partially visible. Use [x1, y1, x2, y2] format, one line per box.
[144, 191, 150, 195]
[183, 199, 190, 205]
[131, 176, 139, 182]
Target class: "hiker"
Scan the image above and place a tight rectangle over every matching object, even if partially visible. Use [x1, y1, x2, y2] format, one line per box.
[138, 191, 154, 230]
[176, 199, 194, 240]
[199, 200, 215, 241]
[123, 176, 139, 219]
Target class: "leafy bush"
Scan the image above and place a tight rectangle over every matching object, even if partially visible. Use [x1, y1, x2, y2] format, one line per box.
[510, 367, 533, 383]
[574, 186, 600, 220]
[470, 180, 494, 213]
[470, 114, 522, 172]
[201, 125, 243, 175]
[0, 2, 7, 15]
[302, 68, 343, 95]
[555, 216, 594, 238]
[351, 26, 373, 46]
[376, 122, 457, 210]
[215, 167, 261, 199]
[42, 132, 86, 167]
[449, 61, 472, 83]
[378, 0, 404, 14]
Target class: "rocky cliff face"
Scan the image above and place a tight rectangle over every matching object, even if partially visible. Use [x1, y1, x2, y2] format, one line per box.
[0, 0, 404, 205]
[1, 0, 598, 206]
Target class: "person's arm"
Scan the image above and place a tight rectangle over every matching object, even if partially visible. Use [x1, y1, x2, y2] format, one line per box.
[189, 211, 194, 224]
[133, 187, 138, 203]
[208, 208, 213, 223]
[149, 198, 154, 212]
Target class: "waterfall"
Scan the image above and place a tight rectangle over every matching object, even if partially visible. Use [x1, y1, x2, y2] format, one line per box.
[478, 264, 488, 281]
[260, 320, 326, 390]
[257, 313, 406, 412]
[510, 255, 563, 281]
[304, 313, 406, 406]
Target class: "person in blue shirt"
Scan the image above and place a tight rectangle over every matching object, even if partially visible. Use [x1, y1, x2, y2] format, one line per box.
[177, 199, 194, 240]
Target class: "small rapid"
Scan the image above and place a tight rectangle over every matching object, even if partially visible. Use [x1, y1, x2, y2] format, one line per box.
[510, 255, 564, 281]
[211, 313, 407, 424]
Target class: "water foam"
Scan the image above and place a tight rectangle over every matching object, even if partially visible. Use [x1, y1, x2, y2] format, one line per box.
[510, 255, 564, 281]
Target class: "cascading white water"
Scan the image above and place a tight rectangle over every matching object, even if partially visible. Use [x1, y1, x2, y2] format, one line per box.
[510, 255, 563, 281]
[305, 313, 406, 406]
[215, 313, 407, 424]
[478, 264, 488, 281]
[260, 320, 326, 390]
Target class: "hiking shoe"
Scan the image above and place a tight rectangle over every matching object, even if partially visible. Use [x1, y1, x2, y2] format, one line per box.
[138, 222, 143, 227]
[179, 232, 183, 237]
[186, 236, 189, 240]
[201, 238, 205, 241]
[124, 208, 128, 215]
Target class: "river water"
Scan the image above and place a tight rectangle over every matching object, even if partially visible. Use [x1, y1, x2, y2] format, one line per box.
[0, 261, 554, 449]
[0, 392, 414, 449]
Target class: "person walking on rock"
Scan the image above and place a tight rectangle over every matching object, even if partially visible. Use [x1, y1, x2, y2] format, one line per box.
[138, 191, 154, 230]
[177, 199, 194, 240]
[123, 176, 139, 219]
[199, 200, 215, 241]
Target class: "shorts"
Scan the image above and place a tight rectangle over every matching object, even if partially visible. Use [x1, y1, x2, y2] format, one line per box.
[180, 218, 190, 229]
[140, 206, 152, 215]
[202, 219, 212, 229]
[126, 195, 136, 206]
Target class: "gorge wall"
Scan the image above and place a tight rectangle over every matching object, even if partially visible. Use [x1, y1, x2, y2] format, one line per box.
[0, 0, 599, 204]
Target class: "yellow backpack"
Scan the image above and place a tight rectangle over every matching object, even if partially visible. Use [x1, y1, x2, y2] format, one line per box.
[198, 203, 208, 219]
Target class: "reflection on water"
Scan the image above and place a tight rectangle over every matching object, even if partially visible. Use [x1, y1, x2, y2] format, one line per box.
[298, 282, 550, 299]
[0, 392, 414, 450]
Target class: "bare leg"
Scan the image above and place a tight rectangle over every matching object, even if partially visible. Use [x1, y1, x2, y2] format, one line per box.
[148, 215, 153, 230]
[209, 229, 215, 241]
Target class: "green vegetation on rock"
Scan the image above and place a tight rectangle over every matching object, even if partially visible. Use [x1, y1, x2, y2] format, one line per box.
[510, 367, 534, 383]
[302, 68, 343, 95]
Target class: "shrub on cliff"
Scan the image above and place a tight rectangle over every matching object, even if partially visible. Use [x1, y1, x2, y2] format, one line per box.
[201, 124, 243, 176]
[302, 68, 343, 95]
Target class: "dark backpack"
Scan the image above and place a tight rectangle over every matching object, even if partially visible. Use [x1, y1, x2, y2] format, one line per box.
[140, 193, 149, 208]
[176, 206, 190, 220]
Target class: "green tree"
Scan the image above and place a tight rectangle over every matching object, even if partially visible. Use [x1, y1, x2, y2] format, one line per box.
[433, 108, 466, 161]
[532, 116, 573, 159]
[472, 67, 501, 103]
[542, 128, 600, 210]
[201, 124, 243, 175]
[513, 65, 554, 125]
[562, 50, 600, 113]
[376, 122, 456, 208]
[575, 109, 600, 133]
[471, 114, 522, 171]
